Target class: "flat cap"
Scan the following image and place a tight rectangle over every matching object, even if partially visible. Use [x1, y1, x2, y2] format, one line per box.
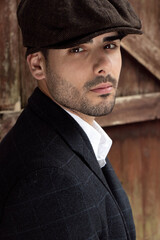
[17, 0, 142, 53]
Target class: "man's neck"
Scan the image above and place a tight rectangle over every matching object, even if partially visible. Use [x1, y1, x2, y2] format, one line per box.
[62, 107, 95, 126]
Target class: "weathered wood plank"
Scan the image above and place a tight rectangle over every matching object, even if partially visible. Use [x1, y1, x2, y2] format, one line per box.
[129, 0, 160, 49]
[1, 92, 160, 141]
[96, 93, 160, 127]
[105, 120, 160, 240]
[123, 0, 160, 82]
[121, 34, 160, 80]
[0, 0, 20, 110]
[116, 48, 160, 98]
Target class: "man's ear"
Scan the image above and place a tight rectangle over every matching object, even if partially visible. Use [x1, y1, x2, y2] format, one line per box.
[27, 52, 46, 80]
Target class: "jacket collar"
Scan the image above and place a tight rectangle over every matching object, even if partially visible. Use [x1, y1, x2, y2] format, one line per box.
[28, 88, 109, 190]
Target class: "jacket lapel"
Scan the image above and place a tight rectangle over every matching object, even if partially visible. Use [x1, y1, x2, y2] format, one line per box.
[57, 120, 110, 191]
[28, 88, 109, 190]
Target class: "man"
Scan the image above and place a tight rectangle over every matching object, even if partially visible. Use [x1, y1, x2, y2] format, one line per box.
[0, 0, 142, 239]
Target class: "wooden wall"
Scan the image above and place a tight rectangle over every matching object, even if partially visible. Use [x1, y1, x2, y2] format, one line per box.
[0, 1, 160, 239]
[105, 120, 160, 240]
[0, 0, 20, 111]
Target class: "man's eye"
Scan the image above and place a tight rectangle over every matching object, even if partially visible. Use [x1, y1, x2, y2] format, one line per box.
[104, 43, 117, 49]
[70, 47, 84, 53]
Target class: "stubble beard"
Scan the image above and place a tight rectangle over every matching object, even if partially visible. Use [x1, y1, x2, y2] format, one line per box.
[46, 69, 118, 117]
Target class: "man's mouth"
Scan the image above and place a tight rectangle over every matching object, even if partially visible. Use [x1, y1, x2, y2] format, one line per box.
[90, 83, 113, 94]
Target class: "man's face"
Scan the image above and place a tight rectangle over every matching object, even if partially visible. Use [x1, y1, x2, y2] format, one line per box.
[44, 32, 122, 119]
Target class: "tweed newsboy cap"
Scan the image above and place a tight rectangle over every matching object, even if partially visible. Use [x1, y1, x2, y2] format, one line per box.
[17, 0, 142, 55]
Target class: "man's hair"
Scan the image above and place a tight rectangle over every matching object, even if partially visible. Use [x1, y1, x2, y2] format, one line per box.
[41, 48, 49, 60]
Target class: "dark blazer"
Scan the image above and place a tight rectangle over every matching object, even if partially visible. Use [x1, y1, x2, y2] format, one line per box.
[0, 88, 136, 240]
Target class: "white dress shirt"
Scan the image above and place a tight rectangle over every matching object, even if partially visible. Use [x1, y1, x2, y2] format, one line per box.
[66, 111, 112, 168]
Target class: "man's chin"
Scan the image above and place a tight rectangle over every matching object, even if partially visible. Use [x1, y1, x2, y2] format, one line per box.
[82, 103, 115, 117]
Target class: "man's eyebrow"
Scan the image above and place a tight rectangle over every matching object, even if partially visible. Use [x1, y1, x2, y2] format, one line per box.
[84, 34, 124, 45]
[103, 34, 124, 42]
[80, 34, 124, 44]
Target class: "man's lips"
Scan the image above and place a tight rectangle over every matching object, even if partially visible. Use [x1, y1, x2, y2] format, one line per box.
[90, 83, 113, 94]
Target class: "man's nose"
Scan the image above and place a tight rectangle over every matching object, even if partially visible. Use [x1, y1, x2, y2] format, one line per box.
[93, 53, 112, 77]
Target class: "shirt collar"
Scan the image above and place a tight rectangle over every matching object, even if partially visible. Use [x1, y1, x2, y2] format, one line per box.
[65, 110, 112, 168]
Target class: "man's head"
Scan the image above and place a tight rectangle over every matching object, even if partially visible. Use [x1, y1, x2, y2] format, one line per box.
[17, 0, 142, 123]
[27, 32, 122, 121]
